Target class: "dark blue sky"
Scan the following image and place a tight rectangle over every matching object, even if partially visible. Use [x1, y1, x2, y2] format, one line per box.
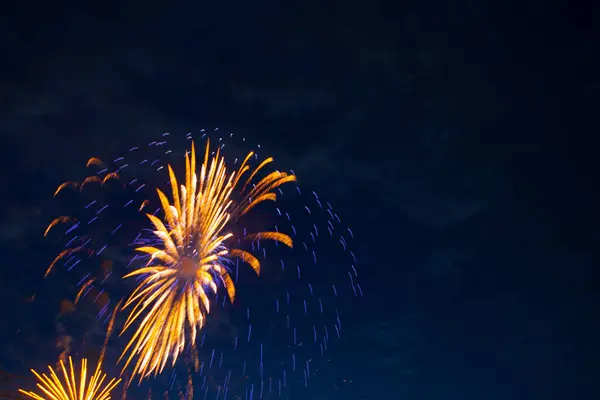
[1, 1, 599, 399]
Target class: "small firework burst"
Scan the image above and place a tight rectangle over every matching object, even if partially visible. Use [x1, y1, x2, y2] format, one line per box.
[43, 129, 361, 398]
[19, 357, 120, 400]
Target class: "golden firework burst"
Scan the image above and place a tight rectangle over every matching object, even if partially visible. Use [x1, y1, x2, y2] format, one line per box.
[18, 357, 121, 400]
[117, 140, 296, 381]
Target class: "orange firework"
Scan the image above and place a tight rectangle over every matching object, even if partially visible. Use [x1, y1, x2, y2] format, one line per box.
[18, 357, 120, 400]
[116, 140, 295, 381]
[43, 131, 361, 398]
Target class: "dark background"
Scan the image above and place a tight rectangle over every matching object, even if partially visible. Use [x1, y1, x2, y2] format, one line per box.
[1, 1, 599, 399]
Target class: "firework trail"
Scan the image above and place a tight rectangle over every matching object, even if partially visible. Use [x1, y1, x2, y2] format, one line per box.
[43, 130, 361, 398]
[18, 357, 121, 400]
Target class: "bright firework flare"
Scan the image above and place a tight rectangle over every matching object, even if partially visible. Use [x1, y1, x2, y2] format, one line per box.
[18, 357, 121, 400]
[118, 140, 296, 381]
[46, 139, 297, 383]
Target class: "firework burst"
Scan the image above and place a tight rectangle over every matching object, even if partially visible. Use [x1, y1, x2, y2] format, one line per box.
[43, 130, 361, 397]
[18, 357, 120, 400]
[117, 140, 296, 380]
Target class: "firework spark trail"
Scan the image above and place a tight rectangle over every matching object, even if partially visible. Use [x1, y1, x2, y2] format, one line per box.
[18, 357, 121, 400]
[43, 130, 361, 397]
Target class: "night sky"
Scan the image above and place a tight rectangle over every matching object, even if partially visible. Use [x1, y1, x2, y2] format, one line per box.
[1, 1, 600, 399]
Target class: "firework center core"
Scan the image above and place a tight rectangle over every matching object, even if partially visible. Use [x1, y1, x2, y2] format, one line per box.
[180, 256, 198, 280]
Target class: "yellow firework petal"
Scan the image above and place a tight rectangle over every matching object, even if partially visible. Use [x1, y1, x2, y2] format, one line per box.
[201, 233, 233, 258]
[138, 200, 150, 211]
[46, 247, 90, 277]
[99, 299, 121, 366]
[229, 249, 261, 275]
[101, 172, 120, 185]
[85, 157, 104, 168]
[134, 247, 176, 266]
[74, 279, 95, 305]
[246, 232, 293, 248]
[44, 216, 73, 237]
[167, 165, 182, 221]
[121, 276, 174, 331]
[245, 171, 296, 203]
[80, 176, 102, 190]
[230, 151, 254, 189]
[154, 190, 180, 242]
[122, 266, 169, 280]
[242, 156, 274, 191]
[194, 281, 211, 312]
[240, 192, 277, 215]
[54, 181, 79, 197]
[220, 271, 236, 302]
[186, 290, 198, 343]
[121, 279, 165, 317]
